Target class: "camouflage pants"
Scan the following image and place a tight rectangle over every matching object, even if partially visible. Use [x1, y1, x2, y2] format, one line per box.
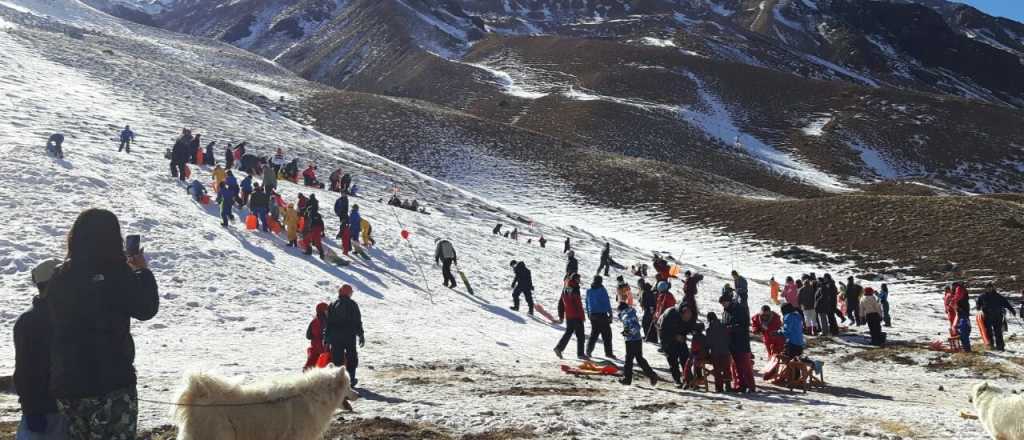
[57, 387, 138, 440]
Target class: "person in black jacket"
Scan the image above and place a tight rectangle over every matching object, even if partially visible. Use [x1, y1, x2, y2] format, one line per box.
[14, 259, 69, 438]
[204, 141, 216, 166]
[596, 242, 611, 276]
[189, 133, 201, 164]
[510, 261, 534, 314]
[46, 208, 159, 439]
[334, 194, 349, 239]
[248, 185, 271, 232]
[170, 129, 192, 181]
[435, 239, 458, 288]
[639, 279, 658, 343]
[224, 145, 234, 170]
[720, 290, 755, 393]
[659, 303, 694, 388]
[326, 285, 365, 386]
[976, 283, 1017, 351]
[565, 251, 578, 279]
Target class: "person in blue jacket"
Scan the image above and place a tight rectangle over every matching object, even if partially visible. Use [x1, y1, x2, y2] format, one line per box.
[879, 283, 892, 327]
[348, 204, 362, 242]
[215, 182, 234, 227]
[118, 125, 134, 153]
[334, 194, 349, 239]
[187, 179, 206, 202]
[780, 303, 805, 358]
[617, 302, 658, 386]
[585, 276, 614, 358]
[225, 171, 241, 207]
[240, 174, 253, 205]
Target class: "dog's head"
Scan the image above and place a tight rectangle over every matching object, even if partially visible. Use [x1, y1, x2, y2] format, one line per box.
[970, 381, 997, 405]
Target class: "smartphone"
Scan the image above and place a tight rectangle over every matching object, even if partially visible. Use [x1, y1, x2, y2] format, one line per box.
[126, 234, 141, 256]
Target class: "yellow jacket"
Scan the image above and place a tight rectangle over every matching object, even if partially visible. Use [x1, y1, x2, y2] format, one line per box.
[284, 207, 299, 241]
[360, 218, 372, 244]
[212, 166, 227, 190]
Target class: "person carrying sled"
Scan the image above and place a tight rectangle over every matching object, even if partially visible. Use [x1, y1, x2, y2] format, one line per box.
[187, 179, 207, 202]
[304, 303, 329, 371]
[47, 209, 159, 439]
[47, 133, 65, 159]
[555, 273, 586, 359]
[170, 129, 192, 181]
[976, 282, 1016, 351]
[118, 125, 134, 153]
[720, 289, 755, 393]
[284, 203, 299, 247]
[248, 184, 271, 232]
[584, 276, 615, 358]
[751, 305, 784, 360]
[14, 259, 71, 439]
[326, 285, 365, 387]
[705, 312, 732, 392]
[596, 242, 612, 276]
[434, 239, 458, 288]
[859, 287, 885, 346]
[188, 133, 201, 164]
[510, 261, 535, 314]
[617, 301, 659, 386]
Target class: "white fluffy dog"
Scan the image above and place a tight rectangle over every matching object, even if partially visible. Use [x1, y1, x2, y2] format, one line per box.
[172, 365, 359, 440]
[971, 382, 1024, 440]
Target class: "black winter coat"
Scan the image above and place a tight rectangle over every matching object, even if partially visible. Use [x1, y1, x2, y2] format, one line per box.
[798, 284, 816, 309]
[326, 297, 364, 343]
[512, 262, 533, 290]
[249, 191, 270, 210]
[47, 263, 158, 398]
[171, 135, 192, 163]
[721, 302, 751, 353]
[565, 256, 578, 276]
[658, 306, 690, 349]
[976, 290, 1015, 318]
[14, 296, 58, 415]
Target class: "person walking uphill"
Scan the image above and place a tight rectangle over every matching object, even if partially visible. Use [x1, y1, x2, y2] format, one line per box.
[170, 129, 192, 181]
[555, 274, 586, 359]
[596, 242, 612, 277]
[435, 239, 458, 288]
[46, 208, 159, 439]
[334, 194, 349, 239]
[248, 185, 270, 232]
[859, 288, 885, 346]
[284, 203, 299, 247]
[215, 182, 234, 227]
[617, 302, 659, 386]
[118, 125, 134, 153]
[976, 282, 1017, 351]
[304, 302, 329, 371]
[326, 285, 365, 387]
[14, 259, 70, 439]
[510, 260, 534, 314]
[585, 276, 615, 358]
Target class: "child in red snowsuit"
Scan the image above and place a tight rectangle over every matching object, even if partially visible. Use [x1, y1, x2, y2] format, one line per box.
[683, 323, 708, 388]
[304, 302, 329, 370]
[751, 306, 785, 360]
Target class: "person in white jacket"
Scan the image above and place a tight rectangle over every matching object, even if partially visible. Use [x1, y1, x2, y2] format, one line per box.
[859, 288, 885, 346]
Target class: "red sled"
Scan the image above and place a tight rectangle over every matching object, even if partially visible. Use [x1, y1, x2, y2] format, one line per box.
[245, 214, 258, 230]
[199, 194, 211, 205]
[534, 304, 559, 324]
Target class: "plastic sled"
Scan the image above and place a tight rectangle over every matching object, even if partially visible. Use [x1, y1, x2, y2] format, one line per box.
[245, 214, 258, 230]
[976, 314, 991, 347]
[534, 304, 558, 324]
[459, 270, 474, 295]
[269, 217, 282, 234]
[199, 194, 211, 205]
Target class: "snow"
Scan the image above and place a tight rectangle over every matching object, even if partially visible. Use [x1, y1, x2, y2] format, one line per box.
[847, 140, 899, 179]
[678, 71, 851, 192]
[800, 114, 832, 137]
[226, 79, 294, 101]
[639, 36, 675, 47]
[0, 2, 1015, 439]
[803, 54, 880, 87]
[463, 61, 550, 99]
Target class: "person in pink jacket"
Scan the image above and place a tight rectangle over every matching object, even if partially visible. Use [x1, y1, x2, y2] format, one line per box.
[782, 276, 799, 307]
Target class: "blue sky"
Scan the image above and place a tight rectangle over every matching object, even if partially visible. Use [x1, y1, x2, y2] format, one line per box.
[955, 1, 1024, 22]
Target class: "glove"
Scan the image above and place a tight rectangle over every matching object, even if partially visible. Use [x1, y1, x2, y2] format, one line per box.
[26, 414, 47, 433]
[358, 335, 365, 348]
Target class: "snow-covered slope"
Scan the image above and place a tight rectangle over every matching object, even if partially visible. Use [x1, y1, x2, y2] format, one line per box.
[0, 2, 1020, 439]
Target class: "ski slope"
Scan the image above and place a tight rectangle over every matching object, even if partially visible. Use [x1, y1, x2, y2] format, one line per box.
[0, 2, 1017, 439]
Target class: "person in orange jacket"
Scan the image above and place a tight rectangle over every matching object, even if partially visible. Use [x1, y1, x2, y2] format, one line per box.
[751, 305, 785, 360]
[303, 303, 329, 370]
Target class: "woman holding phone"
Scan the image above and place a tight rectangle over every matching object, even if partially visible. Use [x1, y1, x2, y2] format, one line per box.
[45, 208, 159, 439]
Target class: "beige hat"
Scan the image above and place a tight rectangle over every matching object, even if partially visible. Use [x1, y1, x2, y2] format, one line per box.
[31, 259, 62, 286]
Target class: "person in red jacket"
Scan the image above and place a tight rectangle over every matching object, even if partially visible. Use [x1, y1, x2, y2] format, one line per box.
[303, 302, 329, 370]
[555, 274, 586, 359]
[303, 211, 326, 259]
[942, 285, 956, 335]
[654, 281, 677, 321]
[751, 305, 785, 360]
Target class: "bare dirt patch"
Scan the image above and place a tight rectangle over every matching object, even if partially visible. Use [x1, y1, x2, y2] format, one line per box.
[0, 421, 18, 439]
[837, 341, 922, 366]
[925, 352, 1023, 379]
[323, 416, 452, 440]
[487, 386, 606, 397]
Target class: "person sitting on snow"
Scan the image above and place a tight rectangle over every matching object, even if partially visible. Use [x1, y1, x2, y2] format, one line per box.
[187, 179, 207, 202]
[47, 133, 65, 159]
[302, 164, 322, 188]
[751, 305, 785, 360]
